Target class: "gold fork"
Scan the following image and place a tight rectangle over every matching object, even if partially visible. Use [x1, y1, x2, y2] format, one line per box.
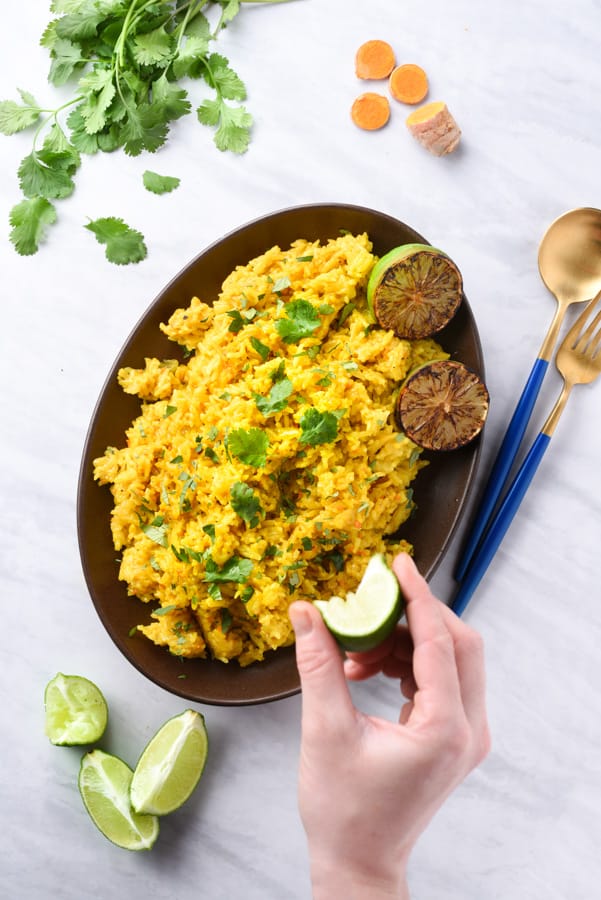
[452, 289, 601, 615]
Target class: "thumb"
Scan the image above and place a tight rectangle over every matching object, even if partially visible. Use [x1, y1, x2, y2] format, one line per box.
[289, 601, 355, 735]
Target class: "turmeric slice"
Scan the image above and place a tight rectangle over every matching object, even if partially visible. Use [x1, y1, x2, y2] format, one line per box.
[355, 40, 396, 80]
[406, 101, 461, 156]
[389, 64, 429, 105]
[351, 92, 391, 131]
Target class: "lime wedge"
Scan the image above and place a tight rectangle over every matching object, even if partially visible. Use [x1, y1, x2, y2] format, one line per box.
[44, 673, 108, 746]
[130, 709, 208, 816]
[79, 749, 159, 851]
[314, 553, 404, 652]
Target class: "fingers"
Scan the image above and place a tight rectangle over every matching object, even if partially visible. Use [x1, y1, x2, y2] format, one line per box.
[392, 553, 464, 724]
[343, 626, 413, 681]
[289, 601, 355, 737]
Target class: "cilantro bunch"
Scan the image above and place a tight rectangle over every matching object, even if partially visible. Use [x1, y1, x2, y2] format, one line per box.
[0, 0, 290, 260]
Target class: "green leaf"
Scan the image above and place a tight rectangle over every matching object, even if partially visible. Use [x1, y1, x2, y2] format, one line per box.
[143, 170, 180, 194]
[253, 377, 293, 417]
[120, 104, 169, 156]
[226, 427, 269, 467]
[172, 30, 211, 80]
[275, 298, 321, 344]
[204, 555, 253, 584]
[48, 37, 85, 85]
[18, 150, 77, 200]
[250, 336, 270, 360]
[131, 26, 174, 67]
[214, 102, 252, 153]
[9, 198, 57, 256]
[196, 97, 221, 127]
[85, 216, 147, 265]
[204, 53, 246, 101]
[0, 91, 41, 135]
[67, 105, 101, 153]
[230, 482, 264, 527]
[79, 74, 116, 134]
[55, 6, 105, 41]
[151, 72, 191, 121]
[299, 408, 342, 446]
[141, 517, 169, 547]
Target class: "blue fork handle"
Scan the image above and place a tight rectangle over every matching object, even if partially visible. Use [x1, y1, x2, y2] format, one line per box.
[451, 431, 551, 616]
[454, 356, 549, 581]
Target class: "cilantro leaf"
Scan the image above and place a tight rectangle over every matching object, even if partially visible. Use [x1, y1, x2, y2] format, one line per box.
[120, 104, 170, 156]
[141, 516, 169, 547]
[203, 555, 253, 584]
[85, 216, 147, 265]
[151, 72, 192, 121]
[253, 377, 293, 417]
[48, 38, 86, 85]
[131, 26, 174, 68]
[143, 170, 181, 194]
[299, 408, 342, 446]
[205, 53, 247, 101]
[226, 428, 269, 467]
[250, 337, 270, 361]
[275, 299, 321, 344]
[9, 197, 57, 256]
[230, 482, 264, 527]
[18, 150, 77, 200]
[197, 98, 252, 153]
[0, 90, 41, 135]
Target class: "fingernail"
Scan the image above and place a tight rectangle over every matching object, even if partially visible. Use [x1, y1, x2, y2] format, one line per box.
[289, 604, 313, 638]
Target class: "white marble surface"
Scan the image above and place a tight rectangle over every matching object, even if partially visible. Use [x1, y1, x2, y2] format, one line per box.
[1, 1, 601, 897]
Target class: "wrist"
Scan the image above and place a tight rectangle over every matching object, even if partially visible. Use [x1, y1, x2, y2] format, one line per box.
[309, 856, 409, 900]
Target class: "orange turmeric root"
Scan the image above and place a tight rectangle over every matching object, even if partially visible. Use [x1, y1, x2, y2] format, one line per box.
[406, 101, 461, 155]
[355, 40, 396, 80]
[351, 92, 391, 131]
[389, 63, 429, 104]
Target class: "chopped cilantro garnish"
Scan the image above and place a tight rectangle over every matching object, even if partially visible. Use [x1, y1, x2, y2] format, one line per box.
[299, 407, 342, 446]
[230, 482, 264, 527]
[152, 605, 176, 617]
[272, 275, 291, 293]
[226, 427, 269, 467]
[338, 302, 355, 326]
[220, 608, 233, 634]
[141, 516, 168, 547]
[275, 299, 321, 344]
[204, 555, 253, 584]
[250, 336, 270, 360]
[163, 404, 177, 418]
[296, 254, 314, 262]
[253, 377, 293, 417]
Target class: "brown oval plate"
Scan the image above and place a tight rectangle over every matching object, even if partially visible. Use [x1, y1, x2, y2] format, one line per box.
[77, 203, 485, 706]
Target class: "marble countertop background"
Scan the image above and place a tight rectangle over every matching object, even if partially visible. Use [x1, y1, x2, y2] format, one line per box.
[1, 1, 601, 897]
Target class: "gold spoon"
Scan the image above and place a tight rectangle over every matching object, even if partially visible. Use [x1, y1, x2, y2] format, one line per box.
[455, 207, 601, 581]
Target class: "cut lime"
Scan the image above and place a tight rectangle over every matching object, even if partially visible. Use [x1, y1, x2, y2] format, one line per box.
[79, 749, 159, 851]
[44, 673, 108, 746]
[367, 243, 463, 339]
[396, 359, 489, 451]
[314, 553, 403, 652]
[130, 709, 208, 816]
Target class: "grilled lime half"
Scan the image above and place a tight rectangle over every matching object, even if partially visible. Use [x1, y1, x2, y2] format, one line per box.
[367, 243, 463, 339]
[314, 553, 403, 652]
[396, 359, 489, 451]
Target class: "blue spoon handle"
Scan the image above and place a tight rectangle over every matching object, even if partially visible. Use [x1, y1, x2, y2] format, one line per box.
[454, 356, 549, 581]
[451, 431, 551, 616]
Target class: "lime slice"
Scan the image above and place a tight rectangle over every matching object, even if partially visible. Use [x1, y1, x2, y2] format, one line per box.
[79, 749, 159, 851]
[130, 709, 208, 816]
[44, 673, 108, 746]
[396, 359, 489, 451]
[367, 243, 463, 339]
[313, 553, 403, 652]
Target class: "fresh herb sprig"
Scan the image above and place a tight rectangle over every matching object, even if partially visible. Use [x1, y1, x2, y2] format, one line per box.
[1, 0, 291, 259]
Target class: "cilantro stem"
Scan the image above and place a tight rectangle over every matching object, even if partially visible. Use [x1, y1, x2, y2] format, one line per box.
[31, 96, 83, 152]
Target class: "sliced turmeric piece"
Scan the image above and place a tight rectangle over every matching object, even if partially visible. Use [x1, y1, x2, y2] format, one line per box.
[351, 92, 391, 131]
[406, 101, 461, 156]
[355, 40, 396, 80]
[389, 64, 429, 105]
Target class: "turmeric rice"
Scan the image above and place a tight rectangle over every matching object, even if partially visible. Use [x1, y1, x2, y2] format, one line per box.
[93, 232, 448, 666]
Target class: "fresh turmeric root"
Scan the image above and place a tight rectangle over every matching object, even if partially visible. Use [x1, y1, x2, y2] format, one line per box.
[406, 101, 461, 155]
[389, 63, 429, 105]
[355, 40, 396, 80]
[351, 92, 391, 130]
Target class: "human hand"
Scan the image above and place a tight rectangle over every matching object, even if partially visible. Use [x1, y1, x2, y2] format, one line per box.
[288, 553, 490, 900]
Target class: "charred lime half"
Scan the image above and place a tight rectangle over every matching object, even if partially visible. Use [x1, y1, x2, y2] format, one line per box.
[367, 244, 463, 339]
[396, 359, 489, 451]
